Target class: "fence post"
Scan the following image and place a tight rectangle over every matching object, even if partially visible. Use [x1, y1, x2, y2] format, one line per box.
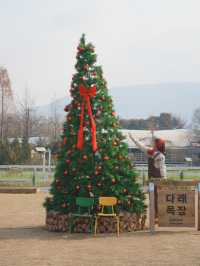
[149, 182, 155, 234]
[32, 168, 36, 187]
[142, 168, 145, 186]
[180, 170, 184, 180]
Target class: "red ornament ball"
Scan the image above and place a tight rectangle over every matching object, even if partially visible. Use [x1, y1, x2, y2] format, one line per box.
[76, 185, 80, 190]
[123, 188, 128, 194]
[103, 156, 109, 161]
[67, 150, 72, 155]
[61, 203, 67, 208]
[97, 182, 102, 187]
[83, 155, 88, 160]
[64, 105, 70, 112]
[95, 111, 101, 118]
[67, 116, 72, 121]
[100, 96, 106, 101]
[65, 159, 71, 164]
[97, 165, 102, 171]
[112, 178, 116, 184]
[112, 141, 117, 146]
[87, 184, 92, 191]
[83, 64, 89, 70]
[64, 170, 68, 175]
[77, 47, 84, 53]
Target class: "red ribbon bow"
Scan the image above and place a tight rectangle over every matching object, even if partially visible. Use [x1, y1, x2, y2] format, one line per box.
[77, 84, 97, 152]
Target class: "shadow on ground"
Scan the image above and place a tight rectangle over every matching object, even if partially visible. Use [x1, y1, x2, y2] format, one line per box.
[0, 226, 198, 241]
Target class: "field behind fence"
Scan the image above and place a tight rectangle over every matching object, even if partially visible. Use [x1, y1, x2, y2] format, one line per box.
[1, 165, 200, 188]
[0, 165, 54, 187]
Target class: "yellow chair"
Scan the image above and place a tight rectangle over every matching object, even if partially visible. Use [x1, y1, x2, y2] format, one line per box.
[94, 197, 120, 236]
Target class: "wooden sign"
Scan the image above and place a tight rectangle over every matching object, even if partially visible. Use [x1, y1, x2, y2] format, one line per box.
[156, 181, 196, 227]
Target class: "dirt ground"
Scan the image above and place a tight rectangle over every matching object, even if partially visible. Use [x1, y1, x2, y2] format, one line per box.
[0, 193, 200, 266]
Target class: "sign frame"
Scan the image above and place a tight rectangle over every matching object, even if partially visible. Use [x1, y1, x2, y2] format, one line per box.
[148, 181, 200, 231]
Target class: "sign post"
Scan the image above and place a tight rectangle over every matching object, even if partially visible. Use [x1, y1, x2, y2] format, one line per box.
[150, 180, 200, 230]
[149, 182, 155, 233]
[195, 183, 200, 230]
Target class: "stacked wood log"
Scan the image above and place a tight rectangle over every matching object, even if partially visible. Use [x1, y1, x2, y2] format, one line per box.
[72, 217, 92, 233]
[46, 211, 69, 232]
[45, 211, 147, 233]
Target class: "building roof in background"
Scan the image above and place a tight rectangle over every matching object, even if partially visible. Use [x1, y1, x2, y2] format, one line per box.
[121, 129, 193, 148]
[8, 137, 49, 145]
[35, 147, 46, 152]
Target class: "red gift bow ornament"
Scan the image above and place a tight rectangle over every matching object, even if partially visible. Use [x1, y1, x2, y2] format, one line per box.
[77, 84, 97, 152]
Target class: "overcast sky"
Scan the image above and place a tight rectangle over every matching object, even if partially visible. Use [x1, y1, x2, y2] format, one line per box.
[0, 0, 200, 105]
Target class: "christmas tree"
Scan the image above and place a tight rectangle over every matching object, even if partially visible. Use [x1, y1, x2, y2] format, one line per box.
[44, 34, 145, 215]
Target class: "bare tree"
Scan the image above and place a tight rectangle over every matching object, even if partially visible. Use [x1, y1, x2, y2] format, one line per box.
[192, 107, 200, 141]
[0, 67, 16, 142]
[19, 88, 31, 140]
[48, 95, 62, 142]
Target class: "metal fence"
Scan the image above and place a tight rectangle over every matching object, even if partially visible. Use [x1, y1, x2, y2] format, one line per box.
[0, 165, 55, 187]
[136, 165, 200, 185]
[0, 164, 200, 187]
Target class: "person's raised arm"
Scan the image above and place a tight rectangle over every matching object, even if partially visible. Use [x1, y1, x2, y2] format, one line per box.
[128, 133, 150, 154]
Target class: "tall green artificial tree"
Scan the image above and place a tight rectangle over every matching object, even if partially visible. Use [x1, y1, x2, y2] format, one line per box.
[44, 35, 145, 214]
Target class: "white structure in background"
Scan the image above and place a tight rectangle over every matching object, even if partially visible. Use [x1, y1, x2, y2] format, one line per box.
[122, 129, 192, 148]
[35, 147, 51, 178]
[121, 129, 199, 165]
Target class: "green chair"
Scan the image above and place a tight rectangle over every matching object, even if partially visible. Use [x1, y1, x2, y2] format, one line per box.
[70, 197, 95, 233]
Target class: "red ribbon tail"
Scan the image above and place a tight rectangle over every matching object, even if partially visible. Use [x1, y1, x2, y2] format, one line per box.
[77, 127, 84, 150]
[86, 97, 97, 152]
[91, 121, 97, 152]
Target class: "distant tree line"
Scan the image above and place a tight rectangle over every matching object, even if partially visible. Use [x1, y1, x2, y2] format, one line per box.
[0, 82, 62, 164]
[119, 112, 185, 130]
[0, 138, 31, 164]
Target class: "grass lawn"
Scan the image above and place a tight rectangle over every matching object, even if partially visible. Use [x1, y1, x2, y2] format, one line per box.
[1, 168, 200, 187]
[0, 170, 53, 187]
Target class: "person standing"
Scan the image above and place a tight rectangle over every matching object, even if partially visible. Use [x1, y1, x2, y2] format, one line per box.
[128, 133, 167, 179]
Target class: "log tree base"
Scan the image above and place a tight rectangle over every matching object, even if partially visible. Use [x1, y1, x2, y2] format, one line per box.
[45, 211, 147, 233]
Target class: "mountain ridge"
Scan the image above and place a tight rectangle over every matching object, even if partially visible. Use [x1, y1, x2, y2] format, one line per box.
[35, 82, 200, 123]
